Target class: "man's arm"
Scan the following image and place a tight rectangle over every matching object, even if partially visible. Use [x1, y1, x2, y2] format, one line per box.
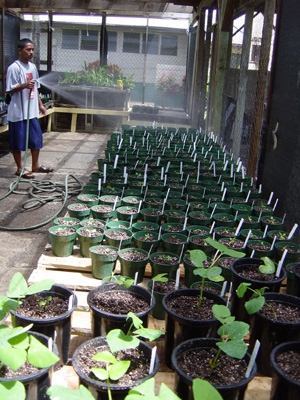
[38, 91, 47, 116]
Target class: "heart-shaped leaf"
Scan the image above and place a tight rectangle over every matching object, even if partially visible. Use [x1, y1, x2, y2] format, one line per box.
[245, 296, 265, 314]
[27, 335, 59, 368]
[0, 381, 26, 400]
[106, 329, 139, 353]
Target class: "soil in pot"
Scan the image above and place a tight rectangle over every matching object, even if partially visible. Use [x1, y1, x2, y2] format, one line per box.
[218, 238, 245, 251]
[149, 252, 180, 280]
[49, 226, 76, 257]
[72, 337, 159, 400]
[80, 218, 106, 228]
[16, 293, 68, 319]
[246, 239, 273, 258]
[87, 284, 154, 336]
[118, 248, 148, 283]
[249, 293, 300, 376]
[270, 341, 300, 400]
[54, 217, 80, 228]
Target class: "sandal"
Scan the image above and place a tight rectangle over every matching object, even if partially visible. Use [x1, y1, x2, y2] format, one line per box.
[15, 170, 35, 179]
[33, 165, 54, 173]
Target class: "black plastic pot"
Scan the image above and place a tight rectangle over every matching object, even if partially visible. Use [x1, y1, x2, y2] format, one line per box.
[292, 263, 300, 297]
[162, 288, 226, 367]
[72, 336, 160, 400]
[87, 283, 155, 337]
[12, 285, 77, 365]
[270, 341, 300, 400]
[0, 331, 58, 400]
[249, 292, 300, 376]
[230, 258, 286, 323]
[172, 338, 257, 400]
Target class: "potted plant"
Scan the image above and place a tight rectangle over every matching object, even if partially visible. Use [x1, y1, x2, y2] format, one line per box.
[76, 226, 104, 257]
[48, 225, 76, 257]
[161, 232, 187, 256]
[133, 230, 160, 253]
[67, 203, 91, 220]
[118, 248, 149, 283]
[89, 245, 119, 279]
[149, 252, 181, 280]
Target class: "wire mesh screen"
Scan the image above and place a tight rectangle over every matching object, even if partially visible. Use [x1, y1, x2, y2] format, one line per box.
[20, 18, 188, 112]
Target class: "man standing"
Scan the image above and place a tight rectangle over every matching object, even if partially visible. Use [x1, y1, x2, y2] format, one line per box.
[6, 38, 53, 179]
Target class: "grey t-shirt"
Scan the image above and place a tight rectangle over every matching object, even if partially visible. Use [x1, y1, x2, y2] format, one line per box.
[6, 60, 40, 122]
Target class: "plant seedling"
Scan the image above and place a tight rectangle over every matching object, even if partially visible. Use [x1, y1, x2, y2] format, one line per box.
[47, 384, 96, 400]
[39, 296, 53, 312]
[236, 283, 277, 318]
[210, 305, 249, 371]
[190, 237, 245, 309]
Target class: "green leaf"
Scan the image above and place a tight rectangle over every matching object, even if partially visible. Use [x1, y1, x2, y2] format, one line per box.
[0, 381, 26, 400]
[206, 266, 222, 280]
[6, 273, 28, 298]
[126, 378, 156, 397]
[192, 378, 223, 400]
[92, 350, 116, 364]
[223, 248, 245, 258]
[47, 384, 96, 400]
[26, 279, 55, 295]
[127, 312, 143, 330]
[189, 250, 207, 268]
[0, 346, 27, 370]
[109, 360, 131, 380]
[221, 321, 249, 341]
[205, 237, 229, 254]
[259, 257, 275, 274]
[236, 282, 251, 298]
[245, 296, 265, 314]
[133, 328, 164, 342]
[217, 340, 248, 359]
[152, 274, 168, 282]
[212, 304, 231, 323]
[193, 267, 208, 278]
[106, 329, 139, 353]
[27, 335, 59, 368]
[158, 383, 182, 400]
[124, 279, 134, 288]
[91, 367, 108, 381]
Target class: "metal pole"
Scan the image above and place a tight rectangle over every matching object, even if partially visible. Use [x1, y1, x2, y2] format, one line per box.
[142, 16, 149, 105]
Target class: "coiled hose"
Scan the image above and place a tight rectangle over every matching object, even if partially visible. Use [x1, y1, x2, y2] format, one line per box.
[0, 88, 83, 231]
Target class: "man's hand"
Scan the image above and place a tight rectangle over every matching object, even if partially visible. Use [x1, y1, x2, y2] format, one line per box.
[39, 104, 47, 116]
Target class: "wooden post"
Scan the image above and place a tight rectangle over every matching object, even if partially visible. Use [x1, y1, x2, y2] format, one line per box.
[199, 10, 213, 130]
[247, 0, 276, 178]
[191, 10, 205, 128]
[232, 7, 254, 161]
[211, 3, 232, 139]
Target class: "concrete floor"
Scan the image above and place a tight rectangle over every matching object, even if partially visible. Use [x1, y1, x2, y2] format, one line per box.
[0, 129, 110, 296]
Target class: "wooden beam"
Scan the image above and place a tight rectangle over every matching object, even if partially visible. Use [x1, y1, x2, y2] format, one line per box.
[247, 0, 276, 178]
[221, 0, 236, 31]
[191, 9, 205, 128]
[232, 6, 254, 161]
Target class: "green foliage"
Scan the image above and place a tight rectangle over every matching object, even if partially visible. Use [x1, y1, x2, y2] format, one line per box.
[210, 305, 249, 370]
[259, 257, 275, 274]
[152, 273, 168, 283]
[190, 237, 245, 308]
[39, 296, 52, 312]
[47, 384, 96, 400]
[6, 273, 54, 299]
[192, 378, 223, 400]
[92, 351, 130, 381]
[125, 377, 181, 400]
[0, 381, 26, 400]
[236, 283, 270, 315]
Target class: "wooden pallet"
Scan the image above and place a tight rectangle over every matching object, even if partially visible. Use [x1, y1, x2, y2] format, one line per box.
[29, 243, 273, 399]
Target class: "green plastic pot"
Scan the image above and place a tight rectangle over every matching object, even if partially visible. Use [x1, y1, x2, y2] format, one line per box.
[54, 217, 81, 230]
[133, 230, 160, 253]
[238, 228, 264, 241]
[104, 227, 132, 249]
[49, 225, 76, 257]
[99, 195, 121, 208]
[122, 196, 143, 207]
[140, 208, 163, 224]
[132, 221, 160, 233]
[213, 226, 237, 241]
[236, 215, 261, 229]
[106, 220, 132, 231]
[118, 248, 149, 283]
[188, 201, 208, 213]
[149, 251, 180, 279]
[212, 212, 236, 228]
[188, 211, 212, 226]
[76, 227, 104, 257]
[231, 203, 252, 217]
[77, 193, 99, 207]
[165, 199, 187, 211]
[185, 225, 211, 237]
[209, 201, 232, 214]
[161, 233, 187, 256]
[163, 209, 186, 224]
[91, 204, 114, 220]
[260, 215, 284, 230]
[82, 184, 98, 195]
[188, 235, 215, 256]
[116, 206, 140, 222]
[266, 230, 290, 244]
[147, 279, 183, 320]
[89, 245, 119, 279]
[80, 218, 106, 229]
[253, 204, 274, 218]
[160, 222, 186, 235]
[67, 203, 91, 220]
[275, 241, 300, 266]
[246, 239, 273, 258]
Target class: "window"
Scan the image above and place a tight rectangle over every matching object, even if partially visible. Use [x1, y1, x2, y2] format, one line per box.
[62, 29, 79, 50]
[251, 44, 261, 62]
[81, 29, 98, 51]
[123, 32, 140, 53]
[142, 33, 159, 54]
[107, 31, 117, 52]
[161, 35, 178, 56]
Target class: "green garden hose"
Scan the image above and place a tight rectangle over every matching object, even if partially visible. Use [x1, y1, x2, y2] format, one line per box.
[0, 88, 83, 231]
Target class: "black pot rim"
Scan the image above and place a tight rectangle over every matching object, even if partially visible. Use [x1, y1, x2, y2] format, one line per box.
[87, 283, 155, 318]
[172, 337, 256, 390]
[11, 285, 77, 324]
[231, 257, 287, 284]
[270, 341, 300, 387]
[162, 288, 226, 324]
[72, 335, 159, 392]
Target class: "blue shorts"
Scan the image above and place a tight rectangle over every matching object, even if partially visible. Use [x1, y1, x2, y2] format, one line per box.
[9, 118, 43, 151]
